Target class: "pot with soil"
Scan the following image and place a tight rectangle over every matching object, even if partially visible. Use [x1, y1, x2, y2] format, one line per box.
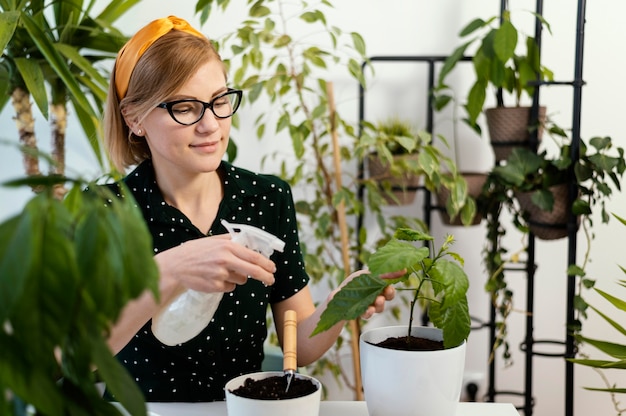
[313, 227, 471, 415]
[360, 325, 466, 416]
[225, 371, 321, 416]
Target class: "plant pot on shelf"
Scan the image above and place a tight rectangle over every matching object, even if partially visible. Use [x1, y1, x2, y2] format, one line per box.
[368, 153, 422, 205]
[486, 106, 547, 162]
[225, 371, 321, 416]
[515, 183, 577, 240]
[360, 325, 466, 416]
[436, 172, 488, 226]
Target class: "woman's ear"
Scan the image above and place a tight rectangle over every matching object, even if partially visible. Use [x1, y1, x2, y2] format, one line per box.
[122, 108, 143, 137]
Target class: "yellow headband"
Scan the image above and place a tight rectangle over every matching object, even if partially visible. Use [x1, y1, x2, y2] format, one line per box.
[114, 16, 205, 99]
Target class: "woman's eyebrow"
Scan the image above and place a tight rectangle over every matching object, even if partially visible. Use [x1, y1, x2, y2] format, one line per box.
[166, 87, 229, 102]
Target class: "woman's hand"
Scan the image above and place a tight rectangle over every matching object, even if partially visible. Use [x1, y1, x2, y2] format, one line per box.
[155, 235, 277, 296]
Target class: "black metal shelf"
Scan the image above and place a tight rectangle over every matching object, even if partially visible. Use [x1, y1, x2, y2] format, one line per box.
[356, 1, 587, 415]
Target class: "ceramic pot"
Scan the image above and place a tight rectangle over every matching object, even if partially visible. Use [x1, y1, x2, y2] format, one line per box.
[515, 183, 578, 240]
[360, 325, 466, 416]
[486, 106, 546, 162]
[225, 371, 321, 416]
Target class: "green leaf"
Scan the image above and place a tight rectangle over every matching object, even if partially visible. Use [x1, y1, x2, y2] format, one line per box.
[21, 13, 99, 119]
[368, 240, 430, 276]
[578, 335, 626, 360]
[570, 358, 626, 370]
[595, 288, 626, 313]
[0, 213, 38, 321]
[55, 43, 109, 90]
[96, 0, 143, 24]
[14, 58, 48, 119]
[438, 41, 470, 87]
[311, 273, 388, 336]
[493, 20, 517, 63]
[0, 11, 19, 53]
[91, 335, 148, 416]
[530, 189, 555, 212]
[393, 227, 433, 242]
[250, 2, 270, 17]
[350, 32, 366, 56]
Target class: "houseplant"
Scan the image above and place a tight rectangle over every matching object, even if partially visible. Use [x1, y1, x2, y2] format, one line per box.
[313, 227, 471, 415]
[361, 117, 429, 205]
[487, 133, 625, 240]
[434, 8, 554, 161]
[478, 131, 625, 364]
[0, 174, 159, 416]
[357, 118, 478, 223]
[570, 214, 626, 415]
[0, 0, 141, 189]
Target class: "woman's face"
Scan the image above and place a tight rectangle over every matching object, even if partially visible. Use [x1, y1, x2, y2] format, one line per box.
[137, 59, 231, 179]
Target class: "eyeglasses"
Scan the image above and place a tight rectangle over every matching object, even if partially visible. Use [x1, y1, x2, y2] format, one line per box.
[156, 88, 243, 125]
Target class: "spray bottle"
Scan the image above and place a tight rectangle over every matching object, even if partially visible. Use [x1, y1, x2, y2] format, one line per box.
[151, 220, 285, 346]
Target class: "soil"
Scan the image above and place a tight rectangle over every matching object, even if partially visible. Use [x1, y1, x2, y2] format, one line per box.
[229, 374, 318, 400]
[373, 335, 444, 351]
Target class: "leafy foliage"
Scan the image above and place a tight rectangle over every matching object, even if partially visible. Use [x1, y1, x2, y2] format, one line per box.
[313, 228, 470, 349]
[0, 176, 159, 416]
[0, 0, 140, 168]
[434, 10, 554, 132]
[570, 214, 626, 412]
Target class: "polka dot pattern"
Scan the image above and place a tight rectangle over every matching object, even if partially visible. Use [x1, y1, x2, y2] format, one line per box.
[103, 160, 309, 402]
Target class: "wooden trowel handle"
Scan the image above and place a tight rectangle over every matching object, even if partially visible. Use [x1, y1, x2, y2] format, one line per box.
[283, 310, 297, 372]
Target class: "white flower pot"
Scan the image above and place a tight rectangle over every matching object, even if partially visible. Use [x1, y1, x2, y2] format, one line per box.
[360, 325, 466, 416]
[225, 371, 321, 416]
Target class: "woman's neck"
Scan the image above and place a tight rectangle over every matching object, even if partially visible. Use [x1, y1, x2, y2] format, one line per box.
[156, 168, 224, 234]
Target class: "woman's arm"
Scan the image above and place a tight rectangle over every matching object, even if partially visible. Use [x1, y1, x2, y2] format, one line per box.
[107, 236, 277, 353]
[272, 270, 398, 366]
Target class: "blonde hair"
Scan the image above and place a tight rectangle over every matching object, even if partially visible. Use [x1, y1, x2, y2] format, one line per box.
[104, 29, 225, 172]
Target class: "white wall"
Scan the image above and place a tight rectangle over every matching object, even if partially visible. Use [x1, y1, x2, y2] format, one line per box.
[2, 1, 625, 415]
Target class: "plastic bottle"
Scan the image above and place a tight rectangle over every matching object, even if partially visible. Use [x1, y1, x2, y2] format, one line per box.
[151, 220, 285, 346]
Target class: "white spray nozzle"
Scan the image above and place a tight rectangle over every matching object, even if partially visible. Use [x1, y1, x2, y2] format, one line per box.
[220, 219, 285, 258]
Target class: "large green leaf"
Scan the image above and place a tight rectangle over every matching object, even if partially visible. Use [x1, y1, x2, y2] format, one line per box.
[55, 43, 109, 89]
[0, 182, 158, 415]
[0, 11, 19, 52]
[96, 0, 142, 24]
[368, 240, 430, 276]
[311, 273, 389, 336]
[21, 12, 99, 119]
[0, 213, 38, 320]
[14, 57, 48, 118]
[91, 335, 147, 416]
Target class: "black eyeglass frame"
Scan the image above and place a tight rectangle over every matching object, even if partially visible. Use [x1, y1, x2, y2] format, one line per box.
[156, 88, 243, 125]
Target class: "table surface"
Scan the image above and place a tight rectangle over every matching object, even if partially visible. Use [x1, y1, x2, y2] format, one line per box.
[148, 401, 520, 416]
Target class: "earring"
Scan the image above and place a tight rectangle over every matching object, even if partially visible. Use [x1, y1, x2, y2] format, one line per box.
[137, 129, 142, 135]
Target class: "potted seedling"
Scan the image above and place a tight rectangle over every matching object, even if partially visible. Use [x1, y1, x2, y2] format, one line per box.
[313, 227, 471, 416]
[434, 9, 554, 162]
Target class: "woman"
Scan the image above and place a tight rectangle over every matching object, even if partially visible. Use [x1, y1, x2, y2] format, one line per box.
[104, 16, 396, 402]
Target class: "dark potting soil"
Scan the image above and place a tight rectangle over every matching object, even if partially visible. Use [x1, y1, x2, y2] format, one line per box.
[229, 374, 318, 400]
[372, 335, 444, 351]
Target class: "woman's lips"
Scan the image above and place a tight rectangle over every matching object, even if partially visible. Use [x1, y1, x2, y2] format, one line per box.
[190, 140, 220, 152]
